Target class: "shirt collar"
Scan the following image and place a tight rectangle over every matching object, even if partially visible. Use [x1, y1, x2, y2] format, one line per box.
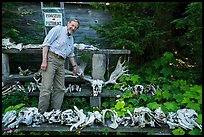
[65, 26, 72, 37]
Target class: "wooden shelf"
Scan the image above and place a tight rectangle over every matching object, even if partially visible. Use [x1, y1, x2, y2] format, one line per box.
[7, 85, 123, 98]
[16, 123, 171, 134]
[3, 74, 87, 85]
[2, 48, 131, 55]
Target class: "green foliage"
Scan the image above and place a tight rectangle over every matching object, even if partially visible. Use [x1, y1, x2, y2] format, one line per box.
[171, 2, 202, 83]
[2, 91, 34, 112]
[107, 53, 202, 134]
[2, 2, 44, 44]
[4, 103, 26, 114]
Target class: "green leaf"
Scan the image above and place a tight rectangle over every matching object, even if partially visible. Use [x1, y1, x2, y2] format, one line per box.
[179, 80, 187, 86]
[144, 68, 153, 75]
[160, 67, 172, 77]
[163, 101, 178, 112]
[138, 94, 148, 102]
[130, 75, 140, 84]
[173, 93, 184, 103]
[146, 102, 160, 110]
[153, 60, 161, 69]
[161, 84, 171, 91]
[172, 127, 185, 135]
[4, 103, 26, 114]
[115, 100, 125, 110]
[163, 52, 174, 61]
[185, 102, 200, 112]
[196, 114, 202, 124]
[162, 90, 171, 99]
[113, 84, 120, 90]
[128, 98, 138, 104]
[122, 90, 132, 98]
[188, 129, 202, 135]
[183, 91, 194, 99]
[102, 101, 109, 108]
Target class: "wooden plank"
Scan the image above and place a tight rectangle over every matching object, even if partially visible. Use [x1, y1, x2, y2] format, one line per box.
[27, 87, 122, 97]
[17, 123, 171, 134]
[6, 84, 122, 97]
[2, 48, 131, 55]
[3, 74, 87, 85]
[2, 48, 42, 54]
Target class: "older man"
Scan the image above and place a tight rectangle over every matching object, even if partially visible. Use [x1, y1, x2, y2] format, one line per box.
[38, 18, 80, 113]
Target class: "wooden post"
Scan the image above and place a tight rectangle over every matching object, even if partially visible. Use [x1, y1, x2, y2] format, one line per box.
[92, 54, 106, 81]
[2, 53, 10, 81]
[90, 96, 101, 107]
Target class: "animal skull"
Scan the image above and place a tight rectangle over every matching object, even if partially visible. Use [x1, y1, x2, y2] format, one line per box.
[91, 79, 104, 96]
[133, 107, 155, 128]
[60, 109, 78, 125]
[82, 57, 128, 96]
[177, 108, 202, 130]
[133, 85, 144, 95]
[153, 107, 167, 126]
[18, 107, 38, 126]
[32, 112, 45, 125]
[48, 110, 61, 124]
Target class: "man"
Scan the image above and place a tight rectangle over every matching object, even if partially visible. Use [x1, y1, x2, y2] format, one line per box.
[38, 18, 80, 113]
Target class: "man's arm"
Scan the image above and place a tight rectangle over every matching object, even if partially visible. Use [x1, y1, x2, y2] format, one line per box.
[41, 46, 49, 71]
[69, 56, 77, 74]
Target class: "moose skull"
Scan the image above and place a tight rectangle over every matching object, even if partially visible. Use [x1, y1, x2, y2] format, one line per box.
[91, 79, 104, 96]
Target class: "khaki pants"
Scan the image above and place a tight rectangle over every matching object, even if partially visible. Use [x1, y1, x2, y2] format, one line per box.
[38, 53, 65, 113]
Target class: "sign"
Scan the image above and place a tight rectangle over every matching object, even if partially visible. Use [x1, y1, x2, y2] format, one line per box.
[44, 12, 63, 27]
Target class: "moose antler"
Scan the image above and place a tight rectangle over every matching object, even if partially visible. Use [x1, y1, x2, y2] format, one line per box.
[81, 56, 128, 96]
[104, 56, 128, 86]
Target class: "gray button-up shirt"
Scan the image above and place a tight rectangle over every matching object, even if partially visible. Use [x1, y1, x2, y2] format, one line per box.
[42, 25, 75, 59]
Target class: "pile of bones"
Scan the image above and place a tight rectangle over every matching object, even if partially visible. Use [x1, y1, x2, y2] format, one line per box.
[2, 106, 202, 132]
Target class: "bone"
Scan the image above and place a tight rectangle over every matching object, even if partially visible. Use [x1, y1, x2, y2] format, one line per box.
[153, 107, 167, 126]
[74, 43, 99, 51]
[104, 57, 128, 86]
[70, 106, 86, 131]
[83, 112, 95, 127]
[2, 110, 17, 127]
[2, 38, 42, 50]
[101, 109, 119, 129]
[60, 109, 78, 125]
[177, 108, 201, 130]
[133, 107, 155, 128]
[48, 110, 61, 124]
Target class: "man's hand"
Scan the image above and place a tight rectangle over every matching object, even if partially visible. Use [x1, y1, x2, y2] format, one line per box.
[41, 61, 47, 71]
[72, 66, 78, 74]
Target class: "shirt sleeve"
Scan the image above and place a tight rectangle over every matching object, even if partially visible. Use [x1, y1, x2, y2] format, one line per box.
[68, 45, 75, 57]
[41, 26, 61, 47]
[68, 37, 75, 57]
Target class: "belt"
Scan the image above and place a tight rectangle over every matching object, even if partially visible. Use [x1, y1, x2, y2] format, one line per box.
[49, 51, 65, 61]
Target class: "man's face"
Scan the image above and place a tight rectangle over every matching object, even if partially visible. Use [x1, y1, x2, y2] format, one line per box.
[67, 21, 79, 34]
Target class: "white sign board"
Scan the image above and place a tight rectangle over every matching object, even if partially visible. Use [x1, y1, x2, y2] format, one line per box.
[44, 12, 63, 27]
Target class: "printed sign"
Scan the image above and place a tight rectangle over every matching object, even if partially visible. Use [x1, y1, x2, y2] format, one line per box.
[44, 12, 63, 27]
